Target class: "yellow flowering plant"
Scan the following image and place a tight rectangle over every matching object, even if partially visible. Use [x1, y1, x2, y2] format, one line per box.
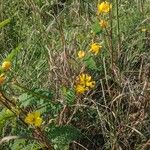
[2, 60, 11, 71]
[75, 73, 95, 94]
[78, 50, 85, 59]
[89, 43, 102, 55]
[25, 112, 43, 127]
[97, 1, 112, 14]
[99, 20, 108, 28]
[141, 28, 147, 32]
[0, 74, 6, 85]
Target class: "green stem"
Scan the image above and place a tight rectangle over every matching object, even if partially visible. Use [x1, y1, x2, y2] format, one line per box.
[109, 5, 114, 68]
[116, 0, 121, 58]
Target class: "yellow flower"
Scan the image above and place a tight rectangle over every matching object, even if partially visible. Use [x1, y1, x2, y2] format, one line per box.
[75, 73, 95, 94]
[97, 1, 112, 14]
[25, 112, 42, 127]
[34, 117, 43, 127]
[25, 113, 34, 126]
[0, 74, 6, 85]
[81, 74, 95, 88]
[99, 20, 108, 28]
[2, 61, 11, 71]
[89, 43, 102, 55]
[141, 28, 147, 32]
[78, 50, 85, 58]
[86, 80, 95, 88]
[75, 84, 86, 94]
[78, 73, 87, 85]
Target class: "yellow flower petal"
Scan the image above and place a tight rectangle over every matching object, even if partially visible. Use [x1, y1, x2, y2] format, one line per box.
[99, 20, 108, 28]
[141, 28, 147, 32]
[90, 43, 102, 55]
[0, 74, 6, 85]
[25, 113, 34, 125]
[34, 112, 40, 118]
[97, 1, 112, 14]
[86, 81, 95, 88]
[2, 61, 11, 71]
[34, 117, 42, 127]
[78, 50, 85, 58]
[75, 73, 95, 94]
[25, 112, 43, 127]
[75, 84, 86, 94]
[79, 74, 86, 85]
[85, 74, 91, 82]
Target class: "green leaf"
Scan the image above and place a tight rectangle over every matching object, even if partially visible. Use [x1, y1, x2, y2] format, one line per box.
[46, 125, 81, 150]
[11, 139, 26, 150]
[63, 87, 75, 105]
[16, 85, 53, 102]
[91, 21, 102, 35]
[6, 44, 22, 61]
[0, 19, 11, 29]
[0, 109, 15, 134]
[11, 139, 41, 150]
[84, 56, 97, 70]
[18, 88, 53, 108]
[18, 93, 34, 108]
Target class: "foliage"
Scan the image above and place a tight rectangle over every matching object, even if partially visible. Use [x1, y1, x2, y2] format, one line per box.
[46, 124, 81, 150]
[0, 109, 15, 134]
[10, 139, 41, 150]
[0, 19, 11, 29]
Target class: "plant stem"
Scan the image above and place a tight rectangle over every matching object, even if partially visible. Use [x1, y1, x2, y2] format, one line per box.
[109, 0, 114, 69]
[116, 0, 121, 59]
